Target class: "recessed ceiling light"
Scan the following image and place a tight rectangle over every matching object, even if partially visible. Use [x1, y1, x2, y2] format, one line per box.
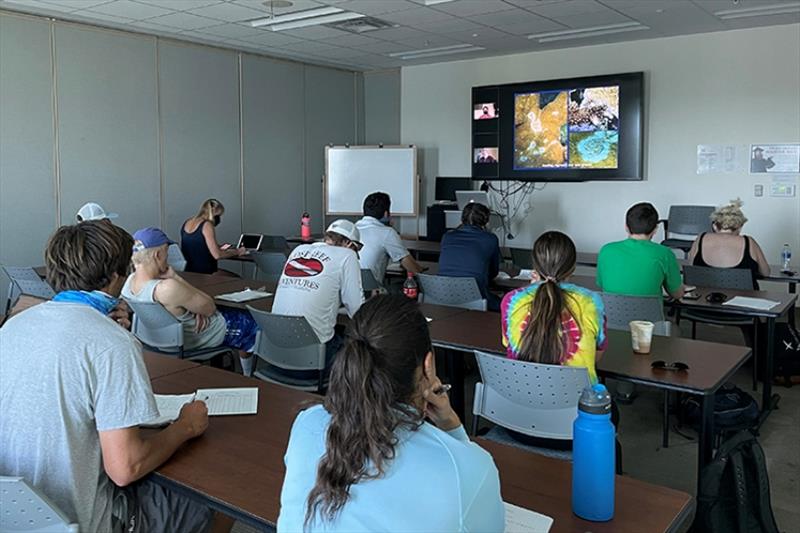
[655, 9, 664, 13]
[472, 33, 478, 37]
[268, 11, 365, 31]
[388, 43, 484, 59]
[528, 22, 648, 42]
[248, 6, 344, 27]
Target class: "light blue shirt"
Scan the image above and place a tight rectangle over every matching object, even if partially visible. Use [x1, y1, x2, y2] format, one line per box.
[278, 405, 505, 532]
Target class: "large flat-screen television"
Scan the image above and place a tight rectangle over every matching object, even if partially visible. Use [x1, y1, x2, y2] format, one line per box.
[472, 72, 643, 182]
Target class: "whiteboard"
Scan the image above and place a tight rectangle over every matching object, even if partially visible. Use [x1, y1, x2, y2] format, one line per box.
[325, 146, 417, 216]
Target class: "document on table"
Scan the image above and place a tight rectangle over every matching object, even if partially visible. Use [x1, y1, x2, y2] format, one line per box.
[514, 269, 534, 281]
[215, 289, 272, 303]
[144, 393, 197, 427]
[195, 387, 259, 416]
[504, 502, 553, 533]
[722, 296, 780, 310]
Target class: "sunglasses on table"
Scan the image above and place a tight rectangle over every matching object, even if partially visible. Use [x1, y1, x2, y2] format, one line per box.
[651, 360, 689, 372]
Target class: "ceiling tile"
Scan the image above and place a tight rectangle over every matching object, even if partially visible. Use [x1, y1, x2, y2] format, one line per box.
[280, 39, 337, 52]
[128, 18, 185, 32]
[334, 0, 418, 16]
[380, 6, 452, 25]
[278, 25, 351, 39]
[602, 0, 724, 33]
[529, 0, 616, 17]
[143, 10, 218, 29]
[553, 10, 633, 29]
[500, 19, 565, 35]
[365, 25, 432, 41]
[83, 0, 175, 20]
[1, 0, 82, 12]
[231, 0, 326, 14]
[413, 17, 482, 32]
[393, 33, 466, 49]
[475, 7, 560, 28]
[188, 1, 267, 22]
[39, 0, 114, 9]
[312, 45, 369, 59]
[319, 32, 382, 46]
[504, 0, 569, 6]
[354, 40, 409, 53]
[197, 22, 265, 38]
[238, 30, 305, 46]
[134, 0, 222, 9]
[70, 9, 135, 23]
[429, 0, 516, 17]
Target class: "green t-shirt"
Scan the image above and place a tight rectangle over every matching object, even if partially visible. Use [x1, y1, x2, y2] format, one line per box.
[596, 238, 683, 297]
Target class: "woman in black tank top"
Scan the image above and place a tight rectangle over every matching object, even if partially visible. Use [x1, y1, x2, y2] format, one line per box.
[687, 199, 770, 288]
[180, 198, 245, 274]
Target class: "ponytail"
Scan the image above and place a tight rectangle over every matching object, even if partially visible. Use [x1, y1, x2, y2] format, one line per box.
[517, 231, 578, 364]
[305, 296, 430, 526]
[196, 198, 223, 221]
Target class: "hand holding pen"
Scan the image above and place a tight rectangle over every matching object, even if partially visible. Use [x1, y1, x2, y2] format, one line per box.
[423, 377, 461, 432]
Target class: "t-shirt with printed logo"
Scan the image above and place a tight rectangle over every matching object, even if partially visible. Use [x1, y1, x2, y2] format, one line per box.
[272, 242, 364, 343]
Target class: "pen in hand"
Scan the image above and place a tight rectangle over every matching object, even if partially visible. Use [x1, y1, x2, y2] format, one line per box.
[433, 384, 452, 395]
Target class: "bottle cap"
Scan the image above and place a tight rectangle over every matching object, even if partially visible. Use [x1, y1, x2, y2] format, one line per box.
[578, 383, 612, 415]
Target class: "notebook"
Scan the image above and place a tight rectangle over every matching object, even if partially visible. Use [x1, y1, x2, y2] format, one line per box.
[722, 296, 780, 311]
[504, 502, 553, 532]
[216, 289, 273, 303]
[143, 388, 259, 427]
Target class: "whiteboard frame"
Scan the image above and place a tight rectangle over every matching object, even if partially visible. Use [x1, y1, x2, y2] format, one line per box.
[324, 145, 419, 217]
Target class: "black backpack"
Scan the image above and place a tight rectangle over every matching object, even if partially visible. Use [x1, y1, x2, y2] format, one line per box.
[696, 430, 779, 533]
[682, 383, 760, 435]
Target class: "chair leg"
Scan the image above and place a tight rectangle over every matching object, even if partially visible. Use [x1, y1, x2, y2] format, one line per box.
[662, 390, 670, 448]
[691, 321, 697, 339]
[470, 414, 479, 436]
[751, 321, 758, 392]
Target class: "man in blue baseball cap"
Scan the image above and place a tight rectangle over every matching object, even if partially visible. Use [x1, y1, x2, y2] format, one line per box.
[122, 227, 258, 377]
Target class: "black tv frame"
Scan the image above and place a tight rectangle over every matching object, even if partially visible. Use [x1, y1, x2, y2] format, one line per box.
[472, 71, 644, 182]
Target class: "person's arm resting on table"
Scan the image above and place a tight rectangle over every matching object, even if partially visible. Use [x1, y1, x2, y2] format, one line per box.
[386, 230, 423, 274]
[99, 401, 208, 486]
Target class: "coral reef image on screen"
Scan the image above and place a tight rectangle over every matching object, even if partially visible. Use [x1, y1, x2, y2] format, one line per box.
[514, 86, 619, 169]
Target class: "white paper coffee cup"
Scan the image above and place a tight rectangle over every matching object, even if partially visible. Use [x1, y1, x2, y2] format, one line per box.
[630, 320, 655, 354]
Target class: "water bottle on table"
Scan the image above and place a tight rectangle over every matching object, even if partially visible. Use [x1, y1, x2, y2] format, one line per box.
[781, 243, 792, 272]
[572, 383, 615, 522]
[301, 212, 311, 241]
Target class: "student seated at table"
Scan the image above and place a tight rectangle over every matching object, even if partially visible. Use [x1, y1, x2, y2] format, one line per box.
[356, 191, 423, 283]
[278, 295, 505, 532]
[687, 198, 770, 288]
[438, 202, 502, 311]
[597, 202, 685, 300]
[180, 198, 246, 274]
[0, 221, 214, 533]
[272, 220, 365, 372]
[122, 227, 258, 376]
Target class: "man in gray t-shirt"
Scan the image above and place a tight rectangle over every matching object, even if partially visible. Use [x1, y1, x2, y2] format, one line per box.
[0, 221, 211, 533]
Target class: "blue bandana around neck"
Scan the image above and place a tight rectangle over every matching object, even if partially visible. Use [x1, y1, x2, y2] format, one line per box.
[52, 290, 118, 316]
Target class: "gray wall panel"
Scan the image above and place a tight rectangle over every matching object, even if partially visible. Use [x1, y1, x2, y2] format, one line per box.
[55, 25, 159, 233]
[159, 42, 241, 246]
[304, 66, 356, 227]
[364, 70, 400, 145]
[0, 14, 55, 268]
[241, 55, 304, 238]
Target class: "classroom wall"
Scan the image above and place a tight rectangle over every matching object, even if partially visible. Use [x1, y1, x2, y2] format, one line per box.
[400, 24, 800, 263]
[0, 11, 359, 279]
[364, 69, 401, 145]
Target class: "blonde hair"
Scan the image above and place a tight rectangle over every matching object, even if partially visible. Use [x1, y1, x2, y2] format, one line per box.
[131, 243, 162, 267]
[711, 198, 748, 231]
[196, 198, 224, 222]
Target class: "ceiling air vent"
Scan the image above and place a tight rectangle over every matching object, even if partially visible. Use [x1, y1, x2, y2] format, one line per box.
[326, 16, 394, 34]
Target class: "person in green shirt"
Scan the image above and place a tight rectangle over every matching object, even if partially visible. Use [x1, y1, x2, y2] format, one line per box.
[597, 202, 685, 300]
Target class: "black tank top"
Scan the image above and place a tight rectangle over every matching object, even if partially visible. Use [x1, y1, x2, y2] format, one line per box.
[180, 220, 217, 274]
[693, 233, 759, 288]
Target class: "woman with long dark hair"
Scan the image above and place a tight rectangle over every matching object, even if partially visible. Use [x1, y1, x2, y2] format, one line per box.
[278, 295, 504, 532]
[501, 231, 607, 383]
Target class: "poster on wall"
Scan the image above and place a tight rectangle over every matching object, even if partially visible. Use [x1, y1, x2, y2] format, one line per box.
[749, 143, 800, 174]
[697, 144, 738, 174]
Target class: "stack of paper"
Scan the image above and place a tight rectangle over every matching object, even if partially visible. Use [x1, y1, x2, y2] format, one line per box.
[143, 387, 259, 427]
[722, 296, 780, 310]
[216, 289, 272, 303]
[504, 502, 553, 532]
[514, 270, 534, 281]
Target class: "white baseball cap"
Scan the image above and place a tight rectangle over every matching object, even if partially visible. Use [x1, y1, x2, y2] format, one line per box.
[76, 202, 118, 222]
[326, 219, 362, 248]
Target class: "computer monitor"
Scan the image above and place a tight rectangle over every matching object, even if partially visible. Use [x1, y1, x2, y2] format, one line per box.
[455, 190, 490, 212]
[435, 177, 473, 202]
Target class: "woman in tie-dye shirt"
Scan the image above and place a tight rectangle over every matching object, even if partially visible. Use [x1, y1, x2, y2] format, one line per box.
[501, 231, 607, 383]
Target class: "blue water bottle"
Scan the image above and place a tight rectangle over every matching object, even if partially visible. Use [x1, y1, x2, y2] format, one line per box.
[572, 383, 615, 521]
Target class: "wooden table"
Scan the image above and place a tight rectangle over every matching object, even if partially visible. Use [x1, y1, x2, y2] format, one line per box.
[669, 287, 797, 426]
[143, 350, 200, 379]
[144, 357, 693, 532]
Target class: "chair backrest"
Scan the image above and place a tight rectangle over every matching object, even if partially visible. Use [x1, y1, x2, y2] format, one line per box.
[2, 266, 55, 315]
[601, 292, 671, 336]
[509, 247, 533, 269]
[167, 244, 187, 272]
[683, 265, 755, 291]
[473, 351, 590, 440]
[251, 251, 288, 283]
[417, 273, 487, 310]
[667, 205, 714, 236]
[126, 300, 184, 353]
[0, 476, 78, 532]
[360, 269, 382, 292]
[261, 235, 288, 252]
[247, 306, 326, 371]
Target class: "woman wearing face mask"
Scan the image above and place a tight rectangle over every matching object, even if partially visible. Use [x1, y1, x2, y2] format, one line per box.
[180, 198, 245, 274]
[278, 295, 504, 532]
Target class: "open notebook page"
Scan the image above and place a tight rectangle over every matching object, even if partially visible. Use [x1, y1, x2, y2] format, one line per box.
[195, 387, 259, 416]
[504, 502, 553, 533]
[143, 393, 196, 427]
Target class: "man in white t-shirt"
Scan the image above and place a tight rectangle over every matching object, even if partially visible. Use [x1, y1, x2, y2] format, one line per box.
[272, 219, 364, 364]
[356, 192, 423, 283]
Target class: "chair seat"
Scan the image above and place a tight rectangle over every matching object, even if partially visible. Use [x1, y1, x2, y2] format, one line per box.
[254, 366, 327, 392]
[661, 238, 693, 251]
[483, 426, 573, 462]
[682, 310, 755, 327]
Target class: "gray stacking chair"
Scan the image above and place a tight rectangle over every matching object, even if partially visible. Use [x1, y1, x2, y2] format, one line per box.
[472, 351, 590, 461]
[682, 265, 758, 389]
[417, 273, 487, 311]
[167, 244, 187, 272]
[660, 205, 714, 256]
[126, 300, 232, 363]
[0, 476, 78, 532]
[509, 247, 533, 269]
[247, 306, 327, 392]
[601, 292, 673, 446]
[2, 266, 56, 316]
[261, 235, 288, 252]
[251, 251, 287, 284]
[360, 269, 383, 293]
